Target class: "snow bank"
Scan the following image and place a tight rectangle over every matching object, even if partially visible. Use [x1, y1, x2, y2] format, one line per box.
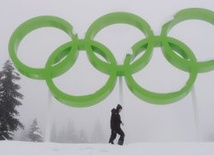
[1, 141, 214, 155]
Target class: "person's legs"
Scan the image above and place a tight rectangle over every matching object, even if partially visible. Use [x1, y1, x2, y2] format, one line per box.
[117, 128, 125, 145]
[109, 130, 117, 144]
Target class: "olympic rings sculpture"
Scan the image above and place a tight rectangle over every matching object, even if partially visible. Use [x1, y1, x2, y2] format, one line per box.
[8, 8, 214, 107]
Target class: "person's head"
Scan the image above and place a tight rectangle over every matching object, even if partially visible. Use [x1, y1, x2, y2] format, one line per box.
[116, 104, 122, 113]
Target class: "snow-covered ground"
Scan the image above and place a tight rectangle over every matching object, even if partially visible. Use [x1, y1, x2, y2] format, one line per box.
[1, 141, 214, 155]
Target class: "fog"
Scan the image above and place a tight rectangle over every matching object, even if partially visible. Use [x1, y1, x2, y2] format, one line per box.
[1, 0, 214, 143]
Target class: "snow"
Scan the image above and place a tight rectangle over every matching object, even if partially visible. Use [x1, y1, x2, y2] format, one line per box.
[1, 141, 214, 155]
[33, 131, 43, 138]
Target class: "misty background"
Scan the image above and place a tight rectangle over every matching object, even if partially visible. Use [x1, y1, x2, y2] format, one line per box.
[1, 0, 214, 143]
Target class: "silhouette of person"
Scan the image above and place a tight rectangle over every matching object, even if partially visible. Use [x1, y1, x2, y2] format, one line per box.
[109, 104, 125, 145]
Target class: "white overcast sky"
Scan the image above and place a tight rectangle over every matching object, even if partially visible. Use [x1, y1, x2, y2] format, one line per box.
[1, 0, 214, 142]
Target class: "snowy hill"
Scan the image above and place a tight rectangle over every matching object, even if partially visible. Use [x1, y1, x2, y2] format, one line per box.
[1, 141, 214, 155]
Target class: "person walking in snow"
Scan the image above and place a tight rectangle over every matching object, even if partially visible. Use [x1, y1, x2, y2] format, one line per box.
[109, 104, 125, 145]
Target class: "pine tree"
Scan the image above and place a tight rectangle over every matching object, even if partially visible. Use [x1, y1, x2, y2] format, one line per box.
[0, 60, 24, 140]
[67, 120, 79, 143]
[91, 120, 105, 143]
[56, 120, 80, 143]
[27, 119, 43, 142]
[50, 121, 58, 142]
[79, 129, 89, 143]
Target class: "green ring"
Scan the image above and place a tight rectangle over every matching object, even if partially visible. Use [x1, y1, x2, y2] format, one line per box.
[85, 12, 154, 76]
[124, 36, 197, 104]
[45, 40, 117, 107]
[9, 16, 77, 79]
[161, 8, 214, 73]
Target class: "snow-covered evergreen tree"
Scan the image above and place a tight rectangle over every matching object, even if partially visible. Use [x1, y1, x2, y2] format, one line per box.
[57, 126, 66, 143]
[27, 119, 43, 142]
[66, 120, 79, 143]
[50, 121, 58, 142]
[79, 129, 89, 143]
[91, 120, 105, 143]
[56, 120, 81, 143]
[0, 60, 24, 140]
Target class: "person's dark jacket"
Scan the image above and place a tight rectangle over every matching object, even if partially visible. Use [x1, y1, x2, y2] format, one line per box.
[110, 108, 122, 130]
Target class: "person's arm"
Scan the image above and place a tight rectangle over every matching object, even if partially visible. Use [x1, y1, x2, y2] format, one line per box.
[119, 115, 124, 125]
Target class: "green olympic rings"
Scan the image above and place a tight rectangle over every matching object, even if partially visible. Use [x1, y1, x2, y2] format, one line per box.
[8, 8, 214, 107]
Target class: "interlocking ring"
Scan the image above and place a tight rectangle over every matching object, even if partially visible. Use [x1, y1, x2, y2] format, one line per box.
[8, 8, 214, 107]
[9, 16, 78, 79]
